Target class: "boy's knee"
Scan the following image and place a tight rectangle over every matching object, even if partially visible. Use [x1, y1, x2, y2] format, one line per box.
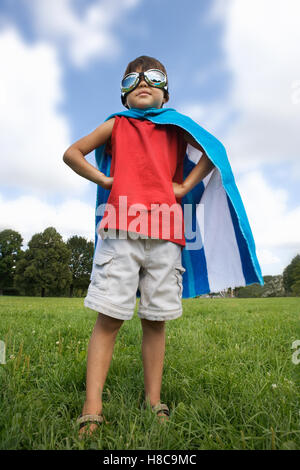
[97, 312, 124, 332]
[141, 318, 165, 331]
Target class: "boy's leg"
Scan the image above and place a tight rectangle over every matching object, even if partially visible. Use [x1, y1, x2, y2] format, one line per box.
[80, 312, 124, 435]
[141, 318, 167, 416]
[138, 240, 184, 421]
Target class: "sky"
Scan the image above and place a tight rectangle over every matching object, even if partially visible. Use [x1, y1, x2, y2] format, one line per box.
[0, 0, 299, 277]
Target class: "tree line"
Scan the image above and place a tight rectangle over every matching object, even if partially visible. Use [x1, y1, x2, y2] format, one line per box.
[0, 227, 299, 297]
[0, 227, 93, 297]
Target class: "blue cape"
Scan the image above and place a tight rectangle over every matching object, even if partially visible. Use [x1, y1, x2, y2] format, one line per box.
[92, 106, 264, 298]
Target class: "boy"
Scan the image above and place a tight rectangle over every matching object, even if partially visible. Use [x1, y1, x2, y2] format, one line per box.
[63, 55, 263, 437]
[63, 55, 214, 436]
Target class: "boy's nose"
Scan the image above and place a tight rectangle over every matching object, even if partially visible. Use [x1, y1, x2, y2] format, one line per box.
[138, 76, 148, 87]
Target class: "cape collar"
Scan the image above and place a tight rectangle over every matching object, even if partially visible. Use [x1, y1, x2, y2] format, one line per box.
[108, 106, 177, 120]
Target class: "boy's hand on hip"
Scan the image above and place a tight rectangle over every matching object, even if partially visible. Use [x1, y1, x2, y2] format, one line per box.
[99, 173, 114, 190]
[172, 181, 186, 199]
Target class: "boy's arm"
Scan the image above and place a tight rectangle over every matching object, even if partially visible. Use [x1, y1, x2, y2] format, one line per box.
[173, 130, 215, 198]
[63, 118, 115, 189]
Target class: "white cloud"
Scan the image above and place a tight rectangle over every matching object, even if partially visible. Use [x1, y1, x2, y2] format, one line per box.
[0, 26, 89, 197]
[0, 193, 94, 247]
[25, 0, 142, 67]
[215, 0, 300, 174]
[256, 248, 280, 267]
[237, 169, 300, 275]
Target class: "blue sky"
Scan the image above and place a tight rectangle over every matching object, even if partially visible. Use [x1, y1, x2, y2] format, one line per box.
[0, 0, 300, 277]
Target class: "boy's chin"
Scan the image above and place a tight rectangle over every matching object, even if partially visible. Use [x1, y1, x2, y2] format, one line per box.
[127, 102, 162, 110]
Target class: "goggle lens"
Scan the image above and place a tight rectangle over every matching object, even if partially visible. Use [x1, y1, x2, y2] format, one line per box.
[145, 69, 166, 85]
[121, 69, 167, 94]
[121, 73, 139, 92]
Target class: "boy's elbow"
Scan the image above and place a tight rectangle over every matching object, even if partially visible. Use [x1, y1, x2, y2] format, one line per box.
[63, 146, 85, 165]
[63, 147, 73, 164]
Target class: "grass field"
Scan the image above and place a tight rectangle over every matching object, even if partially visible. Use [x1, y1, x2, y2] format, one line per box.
[0, 295, 299, 450]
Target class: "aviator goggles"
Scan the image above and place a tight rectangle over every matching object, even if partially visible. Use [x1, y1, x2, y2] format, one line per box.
[121, 68, 168, 106]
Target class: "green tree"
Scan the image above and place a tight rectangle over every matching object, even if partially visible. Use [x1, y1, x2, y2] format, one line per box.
[235, 283, 265, 298]
[290, 262, 300, 296]
[0, 229, 23, 295]
[291, 279, 300, 296]
[283, 254, 300, 295]
[15, 227, 72, 297]
[66, 235, 94, 297]
[235, 275, 284, 298]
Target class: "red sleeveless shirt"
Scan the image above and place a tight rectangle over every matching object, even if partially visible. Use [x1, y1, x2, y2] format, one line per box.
[99, 116, 187, 246]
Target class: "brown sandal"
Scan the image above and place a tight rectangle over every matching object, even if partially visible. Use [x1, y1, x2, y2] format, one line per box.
[76, 414, 104, 431]
[151, 403, 170, 419]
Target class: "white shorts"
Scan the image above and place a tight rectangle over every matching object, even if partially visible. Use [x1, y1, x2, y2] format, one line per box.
[84, 230, 185, 321]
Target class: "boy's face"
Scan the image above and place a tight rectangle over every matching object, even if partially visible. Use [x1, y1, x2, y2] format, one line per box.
[125, 66, 168, 110]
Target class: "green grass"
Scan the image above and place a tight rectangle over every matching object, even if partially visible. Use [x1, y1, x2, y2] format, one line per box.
[0, 296, 299, 450]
